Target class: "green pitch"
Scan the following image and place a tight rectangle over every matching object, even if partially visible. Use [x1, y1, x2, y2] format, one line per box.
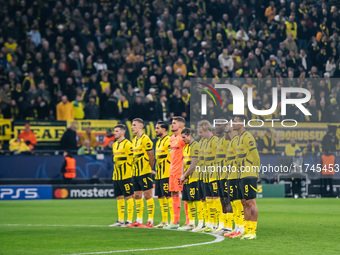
[0, 198, 339, 255]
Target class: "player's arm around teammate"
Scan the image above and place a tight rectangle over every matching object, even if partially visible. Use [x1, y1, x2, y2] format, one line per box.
[109, 124, 134, 227]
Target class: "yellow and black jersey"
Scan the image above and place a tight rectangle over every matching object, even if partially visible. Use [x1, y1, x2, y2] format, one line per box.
[112, 139, 133, 180]
[227, 135, 239, 180]
[155, 135, 170, 180]
[203, 135, 219, 183]
[183, 141, 199, 184]
[197, 138, 206, 181]
[236, 131, 259, 178]
[216, 136, 230, 180]
[132, 133, 153, 176]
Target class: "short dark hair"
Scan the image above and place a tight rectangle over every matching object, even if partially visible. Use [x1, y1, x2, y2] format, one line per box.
[132, 118, 144, 125]
[234, 115, 248, 123]
[115, 124, 126, 131]
[182, 128, 195, 136]
[157, 121, 168, 131]
[173, 116, 186, 124]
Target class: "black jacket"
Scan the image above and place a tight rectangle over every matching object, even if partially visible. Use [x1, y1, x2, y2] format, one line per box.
[60, 129, 77, 150]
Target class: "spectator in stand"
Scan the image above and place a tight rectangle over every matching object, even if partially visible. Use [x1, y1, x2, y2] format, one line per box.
[9, 137, 31, 154]
[60, 122, 78, 151]
[102, 129, 115, 148]
[77, 139, 96, 155]
[80, 127, 98, 148]
[303, 140, 322, 156]
[262, 129, 276, 154]
[18, 124, 37, 150]
[285, 138, 301, 156]
[103, 140, 115, 154]
[57, 95, 74, 121]
[84, 96, 100, 120]
[72, 95, 85, 120]
[321, 129, 339, 153]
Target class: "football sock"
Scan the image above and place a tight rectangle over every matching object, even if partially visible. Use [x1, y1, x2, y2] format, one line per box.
[206, 198, 215, 228]
[230, 200, 238, 230]
[187, 201, 196, 225]
[126, 198, 134, 223]
[173, 196, 181, 225]
[203, 200, 209, 225]
[195, 200, 204, 223]
[167, 197, 174, 223]
[159, 197, 168, 223]
[135, 198, 143, 223]
[146, 198, 155, 224]
[220, 213, 227, 229]
[245, 221, 252, 234]
[251, 221, 257, 235]
[184, 201, 189, 225]
[234, 199, 245, 229]
[214, 199, 222, 227]
[226, 213, 233, 230]
[117, 199, 125, 222]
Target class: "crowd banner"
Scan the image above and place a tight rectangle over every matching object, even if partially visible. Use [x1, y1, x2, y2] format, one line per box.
[53, 184, 114, 199]
[0, 119, 12, 140]
[0, 185, 52, 200]
[13, 121, 67, 147]
[247, 123, 340, 149]
[1, 120, 339, 150]
[68, 120, 119, 145]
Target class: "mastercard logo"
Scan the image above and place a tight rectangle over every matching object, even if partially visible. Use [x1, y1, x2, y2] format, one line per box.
[54, 189, 69, 199]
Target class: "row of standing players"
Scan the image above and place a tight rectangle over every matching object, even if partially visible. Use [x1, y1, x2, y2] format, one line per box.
[110, 115, 260, 240]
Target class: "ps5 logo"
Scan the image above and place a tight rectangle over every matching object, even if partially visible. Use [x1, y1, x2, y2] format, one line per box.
[0, 188, 38, 199]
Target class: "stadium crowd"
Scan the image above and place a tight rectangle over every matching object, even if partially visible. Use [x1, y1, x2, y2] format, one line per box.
[0, 0, 340, 123]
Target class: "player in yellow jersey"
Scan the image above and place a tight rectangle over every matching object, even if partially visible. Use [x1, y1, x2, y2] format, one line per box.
[224, 122, 245, 238]
[178, 128, 200, 231]
[154, 121, 171, 228]
[213, 120, 233, 235]
[191, 130, 206, 232]
[128, 118, 155, 228]
[233, 115, 260, 240]
[196, 120, 219, 233]
[109, 124, 134, 227]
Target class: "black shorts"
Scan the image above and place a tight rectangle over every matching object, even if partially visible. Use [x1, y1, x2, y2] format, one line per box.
[113, 178, 134, 198]
[240, 177, 258, 200]
[155, 178, 170, 197]
[182, 181, 200, 201]
[133, 173, 153, 192]
[198, 180, 205, 199]
[203, 182, 212, 197]
[227, 179, 241, 201]
[219, 179, 228, 197]
[208, 180, 220, 197]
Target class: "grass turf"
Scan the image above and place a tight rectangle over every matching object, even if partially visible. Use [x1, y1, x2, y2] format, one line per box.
[0, 198, 339, 255]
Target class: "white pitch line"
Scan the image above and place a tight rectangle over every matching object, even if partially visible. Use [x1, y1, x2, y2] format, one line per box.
[67, 233, 224, 255]
[1, 223, 225, 254]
